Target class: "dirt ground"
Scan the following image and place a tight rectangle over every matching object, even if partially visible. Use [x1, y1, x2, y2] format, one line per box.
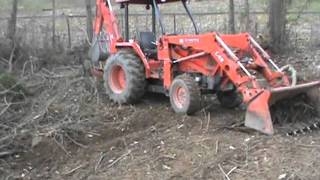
[1, 48, 320, 180]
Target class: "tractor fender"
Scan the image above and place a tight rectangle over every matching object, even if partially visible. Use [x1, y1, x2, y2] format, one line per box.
[116, 42, 151, 78]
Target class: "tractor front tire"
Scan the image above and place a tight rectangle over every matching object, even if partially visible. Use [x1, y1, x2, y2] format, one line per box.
[217, 90, 242, 109]
[104, 50, 146, 104]
[169, 74, 201, 115]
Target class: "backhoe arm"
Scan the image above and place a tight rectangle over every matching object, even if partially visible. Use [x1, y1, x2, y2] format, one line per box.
[95, 0, 121, 53]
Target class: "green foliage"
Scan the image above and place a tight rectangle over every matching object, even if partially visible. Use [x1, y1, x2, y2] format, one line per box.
[288, 0, 320, 11]
[0, 73, 27, 96]
[309, 0, 320, 11]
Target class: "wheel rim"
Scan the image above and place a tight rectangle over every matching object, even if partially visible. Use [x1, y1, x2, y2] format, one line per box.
[173, 86, 187, 109]
[109, 65, 126, 94]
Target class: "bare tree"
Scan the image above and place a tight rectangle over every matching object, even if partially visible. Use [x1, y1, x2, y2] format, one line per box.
[6, 0, 18, 73]
[7, 0, 18, 41]
[228, 0, 236, 34]
[244, 0, 250, 32]
[52, 0, 56, 47]
[85, 0, 93, 43]
[268, 0, 288, 52]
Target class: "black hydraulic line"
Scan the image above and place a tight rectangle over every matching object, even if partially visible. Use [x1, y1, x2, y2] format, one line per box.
[182, 0, 199, 34]
[125, 3, 129, 41]
[152, 0, 165, 35]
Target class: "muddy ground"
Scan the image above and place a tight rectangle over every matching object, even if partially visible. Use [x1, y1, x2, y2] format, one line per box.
[1, 48, 320, 180]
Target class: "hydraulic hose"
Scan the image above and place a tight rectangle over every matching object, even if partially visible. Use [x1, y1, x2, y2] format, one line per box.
[280, 65, 297, 86]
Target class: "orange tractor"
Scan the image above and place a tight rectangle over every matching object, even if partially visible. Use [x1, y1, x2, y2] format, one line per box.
[90, 0, 320, 135]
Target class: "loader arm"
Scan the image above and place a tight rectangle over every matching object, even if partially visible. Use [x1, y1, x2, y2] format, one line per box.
[213, 34, 320, 134]
[161, 33, 320, 135]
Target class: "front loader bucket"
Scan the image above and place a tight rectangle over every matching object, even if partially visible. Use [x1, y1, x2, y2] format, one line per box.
[245, 81, 320, 135]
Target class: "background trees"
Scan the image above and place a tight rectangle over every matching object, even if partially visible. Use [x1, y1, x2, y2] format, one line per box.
[7, 0, 18, 41]
[268, 0, 288, 52]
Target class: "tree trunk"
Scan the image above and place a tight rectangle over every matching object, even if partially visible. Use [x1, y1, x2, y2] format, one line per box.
[244, 0, 250, 32]
[7, 0, 18, 41]
[52, 0, 56, 48]
[269, 0, 287, 53]
[86, 0, 93, 43]
[228, 0, 236, 34]
[65, 15, 72, 49]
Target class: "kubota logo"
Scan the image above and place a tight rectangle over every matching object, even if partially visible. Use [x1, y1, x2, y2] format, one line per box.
[179, 38, 200, 44]
[215, 52, 224, 63]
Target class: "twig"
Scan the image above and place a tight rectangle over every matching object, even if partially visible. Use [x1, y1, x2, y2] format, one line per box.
[52, 137, 71, 157]
[65, 133, 87, 149]
[297, 144, 320, 148]
[63, 164, 86, 175]
[18, 95, 57, 129]
[75, 22, 91, 45]
[0, 82, 22, 95]
[227, 166, 238, 176]
[218, 164, 231, 180]
[0, 151, 15, 158]
[0, 103, 11, 117]
[8, 41, 16, 73]
[95, 152, 106, 172]
[122, 137, 134, 160]
[107, 150, 132, 169]
[206, 112, 211, 132]
[21, 58, 38, 76]
[0, 57, 9, 66]
[215, 140, 219, 154]
[0, 57, 9, 63]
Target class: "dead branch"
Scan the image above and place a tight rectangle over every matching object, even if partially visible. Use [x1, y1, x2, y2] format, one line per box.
[0, 104, 11, 117]
[0, 75, 27, 96]
[8, 42, 16, 73]
[65, 133, 87, 149]
[53, 137, 71, 157]
[74, 22, 91, 45]
[0, 151, 15, 158]
[206, 112, 211, 132]
[21, 58, 39, 76]
[215, 140, 219, 154]
[0, 57, 9, 63]
[63, 164, 86, 175]
[0, 103, 11, 116]
[218, 164, 231, 180]
[107, 150, 132, 169]
[297, 144, 320, 148]
[17, 95, 57, 129]
[227, 166, 238, 176]
[95, 152, 106, 172]
[0, 97, 12, 117]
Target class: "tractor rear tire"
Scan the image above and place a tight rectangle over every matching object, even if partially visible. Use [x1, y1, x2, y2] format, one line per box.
[217, 90, 242, 109]
[169, 74, 201, 115]
[104, 50, 146, 104]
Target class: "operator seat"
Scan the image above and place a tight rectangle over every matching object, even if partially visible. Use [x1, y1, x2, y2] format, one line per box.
[137, 32, 157, 59]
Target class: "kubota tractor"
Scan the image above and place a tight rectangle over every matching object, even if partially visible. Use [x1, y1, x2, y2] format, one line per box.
[90, 0, 320, 135]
